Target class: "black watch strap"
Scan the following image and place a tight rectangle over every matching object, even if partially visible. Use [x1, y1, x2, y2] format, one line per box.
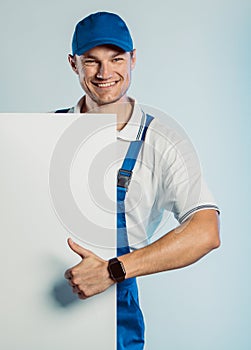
[108, 258, 126, 283]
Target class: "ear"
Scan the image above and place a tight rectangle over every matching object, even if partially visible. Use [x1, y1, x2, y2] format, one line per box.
[130, 49, 136, 70]
[68, 54, 79, 74]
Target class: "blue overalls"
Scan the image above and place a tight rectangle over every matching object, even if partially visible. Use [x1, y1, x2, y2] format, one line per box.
[117, 114, 154, 350]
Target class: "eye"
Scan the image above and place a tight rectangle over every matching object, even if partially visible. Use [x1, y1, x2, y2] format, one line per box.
[112, 57, 124, 63]
[83, 59, 98, 66]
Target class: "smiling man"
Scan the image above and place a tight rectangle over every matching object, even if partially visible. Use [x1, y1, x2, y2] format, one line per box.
[68, 46, 135, 108]
[58, 12, 221, 350]
[68, 43, 136, 130]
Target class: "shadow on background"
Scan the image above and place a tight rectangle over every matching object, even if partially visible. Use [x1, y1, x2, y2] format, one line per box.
[51, 278, 79, 307]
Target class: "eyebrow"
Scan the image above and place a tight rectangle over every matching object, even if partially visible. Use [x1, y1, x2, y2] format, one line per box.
[82, 51, 126, 60]
[82, 55, 98, 60]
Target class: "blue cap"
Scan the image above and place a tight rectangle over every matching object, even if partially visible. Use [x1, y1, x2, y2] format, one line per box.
[72, 12, 134, 55]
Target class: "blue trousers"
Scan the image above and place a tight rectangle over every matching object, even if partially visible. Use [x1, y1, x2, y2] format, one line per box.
[117, 278, 145, 349]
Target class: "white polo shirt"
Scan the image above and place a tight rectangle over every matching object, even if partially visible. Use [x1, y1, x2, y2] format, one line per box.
[71, 96, 219, 250]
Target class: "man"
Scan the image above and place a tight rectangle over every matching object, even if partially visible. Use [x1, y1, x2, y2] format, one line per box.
[60, 12, 220, 350]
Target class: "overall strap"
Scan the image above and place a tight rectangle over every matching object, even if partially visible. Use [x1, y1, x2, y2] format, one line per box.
[117, 114, 154, 256]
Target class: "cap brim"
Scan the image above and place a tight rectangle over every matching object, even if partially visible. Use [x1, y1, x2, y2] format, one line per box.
[73, 38, 133, 55]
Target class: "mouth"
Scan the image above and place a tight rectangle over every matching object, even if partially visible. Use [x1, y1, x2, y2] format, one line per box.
[92, 81, 119, 88]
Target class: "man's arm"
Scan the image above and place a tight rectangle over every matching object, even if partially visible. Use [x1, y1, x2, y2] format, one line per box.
[119, 209, 220, 278]
[65, 209, 220, 299]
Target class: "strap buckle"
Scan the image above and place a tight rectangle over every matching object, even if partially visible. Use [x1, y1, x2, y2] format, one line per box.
[117, 169, 133, 191]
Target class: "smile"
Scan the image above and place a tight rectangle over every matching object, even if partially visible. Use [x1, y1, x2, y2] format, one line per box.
[92, 81, 118, 88]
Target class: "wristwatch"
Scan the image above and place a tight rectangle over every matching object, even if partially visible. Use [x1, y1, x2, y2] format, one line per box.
[108, 258, 126, 283]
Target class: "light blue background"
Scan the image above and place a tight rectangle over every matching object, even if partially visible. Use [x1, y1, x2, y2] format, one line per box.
[1, 0, 250, 349]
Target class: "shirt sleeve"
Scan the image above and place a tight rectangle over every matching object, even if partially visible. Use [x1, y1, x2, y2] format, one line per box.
[157, 125, 220, 224]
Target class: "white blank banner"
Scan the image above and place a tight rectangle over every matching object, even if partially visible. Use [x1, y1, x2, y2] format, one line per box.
[0, 114, 116, 350]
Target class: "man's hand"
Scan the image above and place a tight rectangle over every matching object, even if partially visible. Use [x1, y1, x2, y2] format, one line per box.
[64, 238, 114, 299]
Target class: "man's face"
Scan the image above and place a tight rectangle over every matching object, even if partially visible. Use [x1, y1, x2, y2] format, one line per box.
[69, 45, 136, 107]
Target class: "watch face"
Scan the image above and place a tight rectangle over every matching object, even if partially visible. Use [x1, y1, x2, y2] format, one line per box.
[111, 261, 124, 278]
[109, 258, 126, 282]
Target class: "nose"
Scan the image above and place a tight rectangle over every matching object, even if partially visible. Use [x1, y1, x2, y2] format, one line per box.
[96, 62, 112, 80]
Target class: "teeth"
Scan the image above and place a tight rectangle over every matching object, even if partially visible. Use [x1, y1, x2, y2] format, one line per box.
[97, 82, 116, 87]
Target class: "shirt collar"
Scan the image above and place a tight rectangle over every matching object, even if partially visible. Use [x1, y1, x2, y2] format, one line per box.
[74, 96, 85, 113]
[117, 99, 145, 141]
[74, 96, 145, 142]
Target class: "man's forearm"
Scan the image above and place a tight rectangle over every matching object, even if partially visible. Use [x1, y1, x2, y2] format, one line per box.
[65, 209, 220, 298]
[119, 209, 220, 279]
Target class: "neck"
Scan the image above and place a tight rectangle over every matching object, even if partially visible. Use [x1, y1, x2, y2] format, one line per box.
[82, 96, 134, 131]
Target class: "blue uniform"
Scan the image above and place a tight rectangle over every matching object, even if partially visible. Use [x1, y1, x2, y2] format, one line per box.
[117, 114, 154, 350]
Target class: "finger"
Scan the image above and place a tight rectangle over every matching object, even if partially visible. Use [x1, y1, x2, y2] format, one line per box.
[64, 269, 72, 280]
[67, 279, 75, 287]
[67, 238, 92, 259]
[78, 291, 86, 300]
[72, 285, 80, 294]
